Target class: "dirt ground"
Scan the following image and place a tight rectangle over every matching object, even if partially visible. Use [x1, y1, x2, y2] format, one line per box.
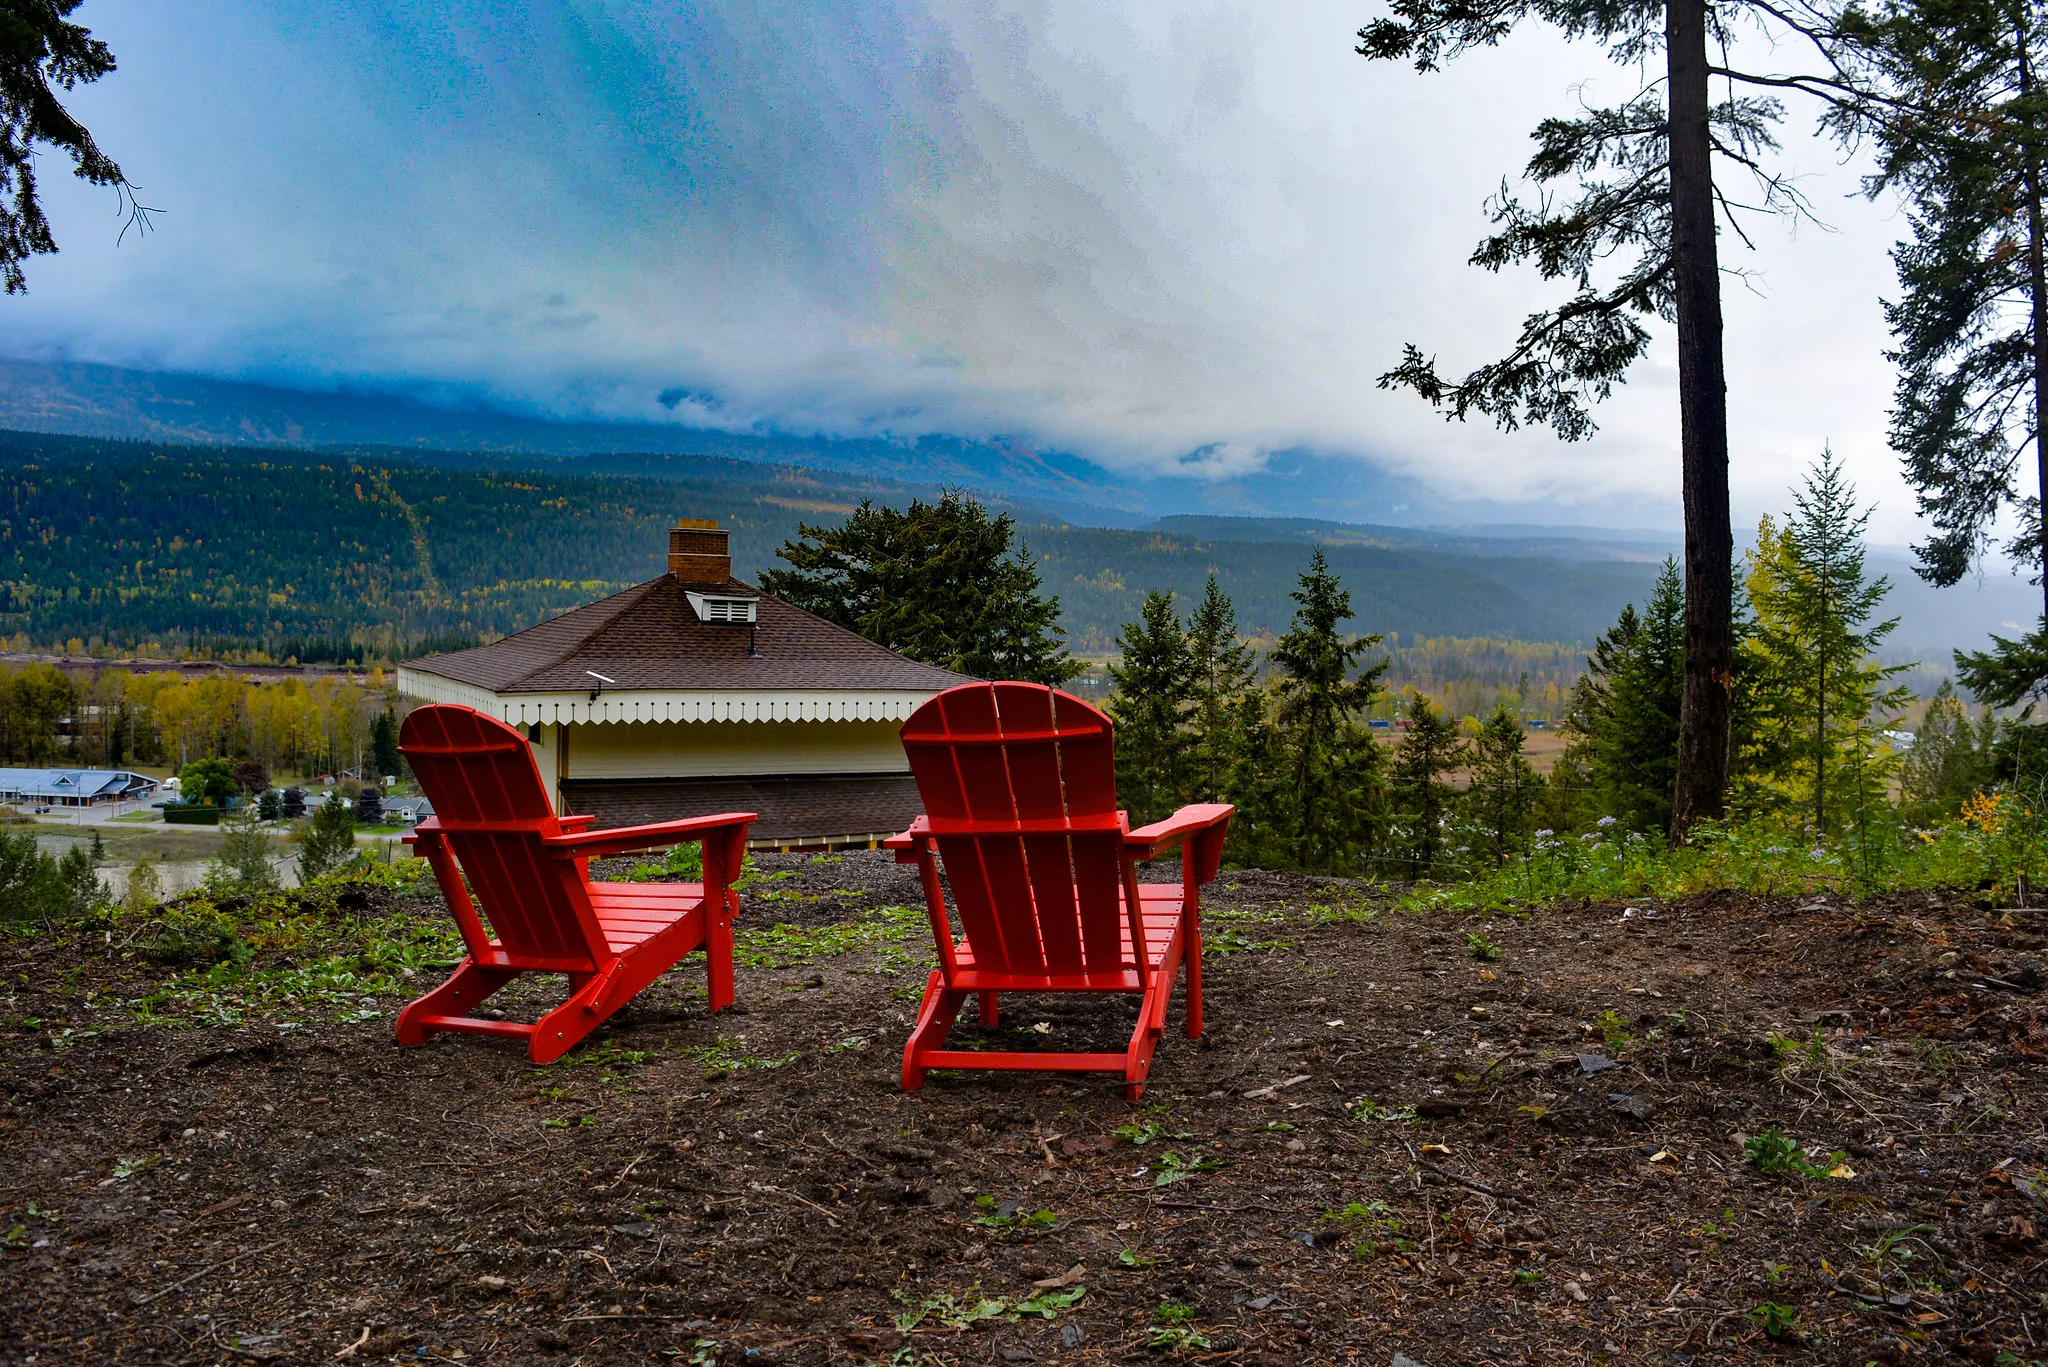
[3, 852, 2046, 1367]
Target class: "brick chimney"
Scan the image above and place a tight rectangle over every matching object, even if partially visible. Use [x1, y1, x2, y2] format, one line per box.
[668, 519, 732, 583]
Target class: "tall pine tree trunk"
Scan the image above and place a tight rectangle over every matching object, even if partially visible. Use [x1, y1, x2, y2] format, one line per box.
[1666, 0, 1735, 840]
[2021, 12, 2048, 618]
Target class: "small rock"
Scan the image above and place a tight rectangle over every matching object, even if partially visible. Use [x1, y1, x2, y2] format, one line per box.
[1576, 1053, 1616, 1076]
[610, 1222, 658, 1238]
[926, 1185, 959, 1210]
[1606, 1092, 1655, 1120]
[1059, 1324, 1084, 1349]
[1936, 951, 1960, 968]
[1001, 1351, 1036, 1363]
[1392, 1355, 1431, 1367]
[476, 1274, 508, 1289]
[1564, 1280, 1588, 1302]
[1248, 1294, 1275, 1310]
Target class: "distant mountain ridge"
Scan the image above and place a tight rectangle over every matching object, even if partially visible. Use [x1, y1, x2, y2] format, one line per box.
[0, 356, 1514, 525]
[0, 356, 1136, 513]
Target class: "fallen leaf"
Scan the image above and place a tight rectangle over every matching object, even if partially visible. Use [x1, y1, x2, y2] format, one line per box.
[1828, 1163, 1857, 1179]
[1420, 1143, 1452, 1156]
[1647, 1150, 1678, 1165]
[1032, 1262, 1086, 1290]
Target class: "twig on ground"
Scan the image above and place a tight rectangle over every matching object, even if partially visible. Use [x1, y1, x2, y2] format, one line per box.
[133, 1239, 288, 1306]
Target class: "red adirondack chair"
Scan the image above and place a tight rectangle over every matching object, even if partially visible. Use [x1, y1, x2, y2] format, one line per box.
[394, 704, 755, 1064]
[886, 682, 1233, 1099]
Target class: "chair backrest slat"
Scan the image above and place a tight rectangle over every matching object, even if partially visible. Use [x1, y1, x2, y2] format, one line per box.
[400, 705, 608, 971]
[901, 682, 1131, 977]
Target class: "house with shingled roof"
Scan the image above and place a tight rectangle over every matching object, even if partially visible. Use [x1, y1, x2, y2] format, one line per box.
[396, 520, 967, 849]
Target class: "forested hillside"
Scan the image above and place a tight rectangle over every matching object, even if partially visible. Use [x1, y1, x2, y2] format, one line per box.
[0, 429, 1664, 657]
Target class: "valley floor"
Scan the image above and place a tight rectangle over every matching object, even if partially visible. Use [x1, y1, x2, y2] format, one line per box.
[2, 854, 2045, 1366]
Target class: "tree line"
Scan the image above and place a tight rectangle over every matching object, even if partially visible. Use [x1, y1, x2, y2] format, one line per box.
[1098, 453, 2000, 877]
[0, 661, 397, 780]
[1359, 0, 2048, 838]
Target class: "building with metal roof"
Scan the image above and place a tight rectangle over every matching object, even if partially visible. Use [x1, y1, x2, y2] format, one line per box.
[397, 521, 968, 848]
[0, 769, 157, 807]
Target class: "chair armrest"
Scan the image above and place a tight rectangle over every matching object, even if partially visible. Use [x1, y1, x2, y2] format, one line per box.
[541, 812, 757, 859]
[884, 815, 931, 864]
[1126, 803, 1234, 881]
[559, 814, 597, 833]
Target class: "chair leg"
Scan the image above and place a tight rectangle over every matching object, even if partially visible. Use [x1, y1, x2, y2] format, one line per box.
[978, 990, 1000, 1028]
[706, 892, 737, 1013]
[532, 973, 611, 1065]
[1122, 988, 1164, 1102]
[1184, 919, 1204, 1038]
[394, 960, 515, 1046]
[902, 973, 968, 1092]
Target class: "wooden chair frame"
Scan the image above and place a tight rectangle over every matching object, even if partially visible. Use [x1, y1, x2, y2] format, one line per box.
[393, 705, 754, 1064]
[885, 682, 1232, 1099]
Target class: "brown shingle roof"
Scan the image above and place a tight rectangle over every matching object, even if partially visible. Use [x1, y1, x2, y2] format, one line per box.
[405, 575, 969, 694]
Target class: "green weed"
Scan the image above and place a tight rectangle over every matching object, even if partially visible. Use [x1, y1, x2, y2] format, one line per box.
[679, 1037, 797, 1076]
[1594, 1009, 1634, 1052]
[1325, 1199, 1409, 1257]
[970, 1196, 1057, 1230]
[1912, 1037, 1957, 1075]
[1743, 1128, 1849, 1181]
[1147, 1303, 1212, 1353]
[1305, 900, 1380, 926]
[1349, 1097, 1418, 1124]
[1747, 1302, 1799, 1340]
[1466, 931, 1502, 962]
[1112, 1119, 1191, 1146]
[733, 904, 927, 970]
[1149, 1150, 1220, 1186]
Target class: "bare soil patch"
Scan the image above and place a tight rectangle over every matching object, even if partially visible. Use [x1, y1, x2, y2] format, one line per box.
[3, 853, 2045, 1366]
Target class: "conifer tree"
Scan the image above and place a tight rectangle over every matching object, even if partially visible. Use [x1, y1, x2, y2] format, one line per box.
[1269, 550, 1389, 872]
[371, 707, 403, 784]
[762, 493, 1081, 685]
[1107, 590, 1193, 826]
[297, 797, 357, 883]
[1854, 0, 2048, 608]
[0, 1, 150, 294]
[1738, 451, 1913, 831]
[1469, 703, 1541, 861]
[1185, 576, 1257, 803]
[1357, 0, 1880, 836]
[1561, 559, 1688, 832]
[1222, 688, 1291, 869]
[1388, 693, 1468, 877]
[1898, 678, 1996, 822]
[121, 856, 160, 918]
[207, 807, 280, 894]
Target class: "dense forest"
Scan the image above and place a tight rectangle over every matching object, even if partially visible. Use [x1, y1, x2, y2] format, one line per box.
[0, 430, 1663, 661]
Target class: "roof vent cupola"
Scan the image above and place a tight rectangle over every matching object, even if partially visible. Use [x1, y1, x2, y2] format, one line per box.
[668, 519, 732, 584]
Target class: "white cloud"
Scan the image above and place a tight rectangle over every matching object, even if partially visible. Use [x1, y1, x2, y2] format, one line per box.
[4, 0, 1929, 536]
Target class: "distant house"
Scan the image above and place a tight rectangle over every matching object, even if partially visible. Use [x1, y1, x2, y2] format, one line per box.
[397, 520, 968, 849]
[382, 796, 435, 826]
[0, 768, 157, 807]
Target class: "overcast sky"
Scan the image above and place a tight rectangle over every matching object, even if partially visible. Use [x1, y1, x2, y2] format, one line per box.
[7, 0, 1946, 538]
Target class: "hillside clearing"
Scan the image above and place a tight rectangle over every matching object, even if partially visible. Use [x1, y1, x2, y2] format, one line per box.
[2, 853, 2044, 1365]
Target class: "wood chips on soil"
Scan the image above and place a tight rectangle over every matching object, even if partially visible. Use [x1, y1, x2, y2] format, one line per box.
[2, 852, 2045, 1366]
